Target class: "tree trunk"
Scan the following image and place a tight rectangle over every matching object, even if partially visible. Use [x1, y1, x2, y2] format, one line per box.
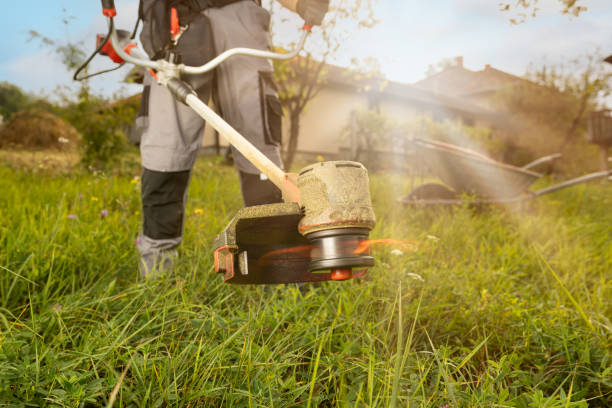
[559, 82, 590, 152]
[600, 145, 609, 172]
[283, 111, 301, 170]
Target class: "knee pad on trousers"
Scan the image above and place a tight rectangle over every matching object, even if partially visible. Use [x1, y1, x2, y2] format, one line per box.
[142, 168, 191, 239]
[238, 171, 283, 207]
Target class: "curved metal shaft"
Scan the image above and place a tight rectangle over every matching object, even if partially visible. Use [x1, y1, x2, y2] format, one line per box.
[181, 32, 308, 74]
[108, 18, 308, 76]
[109, 23, 162, 70]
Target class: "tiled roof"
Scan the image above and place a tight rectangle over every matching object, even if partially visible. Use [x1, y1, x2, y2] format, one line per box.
[309, 61, 496, 118]
[414, 64, 532, 98]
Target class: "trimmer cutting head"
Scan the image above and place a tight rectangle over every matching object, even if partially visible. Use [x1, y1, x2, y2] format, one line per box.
[213, 161, 377, 284]
[306, 228, 374, 280]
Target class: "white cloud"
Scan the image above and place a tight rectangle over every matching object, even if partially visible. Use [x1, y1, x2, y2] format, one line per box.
[3, 49, 72, 99]
[1, 1, 141, 99]
[3, 0, 610, 99]
[2, 43, 139, 100]
[327, 0, 612, 84]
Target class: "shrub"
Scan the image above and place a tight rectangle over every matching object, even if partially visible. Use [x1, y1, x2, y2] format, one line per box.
[0, 82, 32, 121]
[0, 109, 81, 151]
[60, 87, 138, 169]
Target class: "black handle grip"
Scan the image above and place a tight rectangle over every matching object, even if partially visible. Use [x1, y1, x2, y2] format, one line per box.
[101, 0, 116, 17]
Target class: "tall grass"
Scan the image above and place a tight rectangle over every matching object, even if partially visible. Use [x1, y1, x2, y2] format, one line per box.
[0, 157, 610, 407]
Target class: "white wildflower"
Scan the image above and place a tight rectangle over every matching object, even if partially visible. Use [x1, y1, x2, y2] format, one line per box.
[406, 273, 424, 282]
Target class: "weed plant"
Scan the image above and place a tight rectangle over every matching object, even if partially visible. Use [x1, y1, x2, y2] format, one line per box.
[0, 157, 610, 407]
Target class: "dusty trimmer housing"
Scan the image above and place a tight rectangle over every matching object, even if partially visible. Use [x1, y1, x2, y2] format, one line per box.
[213, 161, 377, 284]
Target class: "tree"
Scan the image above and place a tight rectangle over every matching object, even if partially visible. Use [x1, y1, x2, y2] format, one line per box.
[527, 55, 612, 150]
[492, 53, 611, 172]
[266, 0, 378, 169]
[500, 0, 587, 24]
[27, 23, 135, 168]
[0, 82, 32, 121]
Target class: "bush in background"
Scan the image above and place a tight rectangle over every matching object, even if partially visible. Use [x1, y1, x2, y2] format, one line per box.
[22, 28, 140, 169]
[343, 109, 506, 168]
[0, 79, 139, 169]
[58, 85, 138, 169]
[0, 82, 33, 121]
[0, 109, 81, 151]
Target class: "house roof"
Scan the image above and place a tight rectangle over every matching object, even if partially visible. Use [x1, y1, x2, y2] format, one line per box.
[413, 64, 531, 98]
[313, 61, 498, 120]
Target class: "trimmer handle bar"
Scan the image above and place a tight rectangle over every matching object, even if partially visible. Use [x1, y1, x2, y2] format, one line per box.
[100, 0, 309, 77]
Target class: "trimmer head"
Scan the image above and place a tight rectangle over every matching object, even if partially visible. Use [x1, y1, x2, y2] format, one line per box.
[212, 204, 374, 284]
[307, 228, 374, 279]
[213, 161, 377, 284]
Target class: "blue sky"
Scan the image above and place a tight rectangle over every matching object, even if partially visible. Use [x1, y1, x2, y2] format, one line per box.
[1, 0, 611, 100]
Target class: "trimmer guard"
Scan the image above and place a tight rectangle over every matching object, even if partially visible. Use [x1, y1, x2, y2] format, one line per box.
[212, 203, 365, 284]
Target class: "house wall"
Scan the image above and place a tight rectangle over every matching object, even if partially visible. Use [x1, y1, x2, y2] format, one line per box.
[201, 86, 370, 156]
[286, 85, 369, 155]
[379, 97, 420, 122]
[463, 92, 498, 111]
[200, 84, 494, 159]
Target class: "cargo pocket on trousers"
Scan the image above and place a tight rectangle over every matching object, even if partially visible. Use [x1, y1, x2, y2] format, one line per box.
[259, 71, 283, 146]
[129, 84, 151, 146]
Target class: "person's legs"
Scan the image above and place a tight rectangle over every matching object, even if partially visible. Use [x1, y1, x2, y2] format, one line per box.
[137, 167, 191, 277]
[238, 171, 282, 206]
[205, 1, 284, 206]
[138, 77, 211, 278]
[137, 1, 285, 277]
[136, 10, 216, 278]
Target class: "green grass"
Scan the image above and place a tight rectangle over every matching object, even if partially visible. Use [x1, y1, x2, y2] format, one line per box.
[0, 155, 610, 407]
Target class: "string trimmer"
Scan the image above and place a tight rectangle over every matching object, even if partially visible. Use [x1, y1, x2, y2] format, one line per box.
[78, 0, 377, 284]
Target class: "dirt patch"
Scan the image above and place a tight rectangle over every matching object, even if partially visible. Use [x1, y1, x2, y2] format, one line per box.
[0, 109, 81, 151]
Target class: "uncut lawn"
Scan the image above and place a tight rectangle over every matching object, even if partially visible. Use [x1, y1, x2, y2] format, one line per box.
[0, 155, 610, 407]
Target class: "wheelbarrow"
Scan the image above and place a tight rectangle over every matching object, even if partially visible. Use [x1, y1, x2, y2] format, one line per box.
[399, 138, 611, 205]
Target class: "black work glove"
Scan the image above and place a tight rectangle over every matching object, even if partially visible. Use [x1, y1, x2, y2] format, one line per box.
[296, 0, 330, 26]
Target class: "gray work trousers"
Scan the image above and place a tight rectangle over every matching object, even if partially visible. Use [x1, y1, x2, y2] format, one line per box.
[137, 0, 284, 275]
